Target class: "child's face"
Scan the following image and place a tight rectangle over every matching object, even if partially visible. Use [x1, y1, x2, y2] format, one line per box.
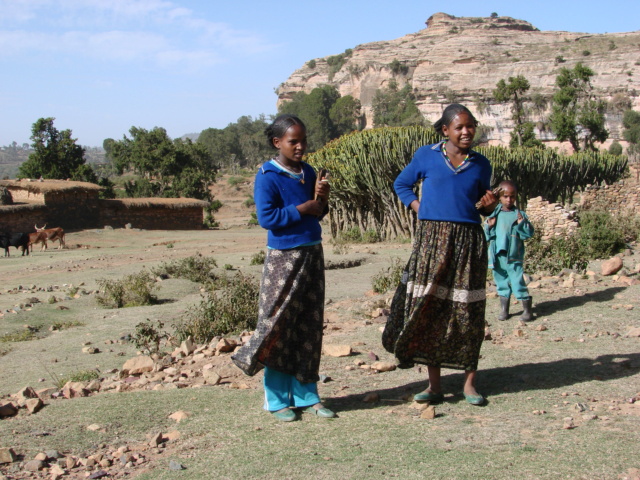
[500, 187, 517, 209]
[273, 124, 307, 165]
[441, 112, 476, 151]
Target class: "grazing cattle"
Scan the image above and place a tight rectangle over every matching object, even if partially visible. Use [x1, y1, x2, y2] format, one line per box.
[34, 224, 66, 249]
[28, 231, 49, 253]
[0, 232, 30, 256]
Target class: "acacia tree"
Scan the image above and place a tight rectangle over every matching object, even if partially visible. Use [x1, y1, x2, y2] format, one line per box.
[19, 117, 97, 182]
[372, 80, 425, 127]
[622, 109, 640, 160]
[493, 75, 542, 148]
[279, 85, 362, 151]
[549, 63, 608, 151]
[109, 126, 217, 200]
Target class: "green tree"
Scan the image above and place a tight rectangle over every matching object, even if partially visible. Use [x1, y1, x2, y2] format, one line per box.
[622, 109, 640, 159]
[279, 85, 362, 151]
[493, 75, 542, 148]
[372, 80, 425, 127]
[19, 117, 97, 182]
[110, 126, 217, 200]
[549, 63, 608, 151]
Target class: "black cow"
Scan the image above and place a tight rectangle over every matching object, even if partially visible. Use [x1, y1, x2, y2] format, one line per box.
[0, 232, 30, 257]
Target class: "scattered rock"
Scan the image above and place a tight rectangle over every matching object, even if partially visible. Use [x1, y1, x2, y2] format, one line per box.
[562, 417, 576, 429]
[601, 256, 623, 276]
[148, 432, 164, 447]
[203, 370, 221, 385]
[86, 424, 103, 431]
[625, 327, 640, 338]
[122, 355, 154, 375]
[0, 447, 17, 464]
[0, 403, 18, 418]
[420, 405, 436, 419]
[23, 459, 45, 471]
[169, 460, 185, 471]
[215, 338, 237, 353]
[323, 344, 352, 357]
[181, 337, 197, 356]
[168, 411, 191, 423]
[25, 398, 43, 414]
[371, 362, 396, 372]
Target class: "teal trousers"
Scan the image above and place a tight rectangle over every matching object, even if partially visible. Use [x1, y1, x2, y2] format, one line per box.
[492, 252, 530, 300]
[262, 367, 320, 411]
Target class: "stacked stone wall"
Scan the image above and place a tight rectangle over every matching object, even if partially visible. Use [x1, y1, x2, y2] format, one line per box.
[525, 197, 579, 240]
[579, 166, 640, 216]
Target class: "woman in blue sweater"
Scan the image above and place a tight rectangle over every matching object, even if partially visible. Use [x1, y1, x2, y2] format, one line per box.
[383, 104, 498, 406]
[232, 114, 334, 422]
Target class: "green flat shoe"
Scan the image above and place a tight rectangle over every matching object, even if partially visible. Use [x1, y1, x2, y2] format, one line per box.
[463, 393, 485, 406]
[413, 391, 444, 404]
[303, 406, 336, 418]
[271, 408, 297, 422]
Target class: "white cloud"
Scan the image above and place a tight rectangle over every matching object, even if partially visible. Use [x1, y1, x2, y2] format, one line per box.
[0, 0, 275, 69]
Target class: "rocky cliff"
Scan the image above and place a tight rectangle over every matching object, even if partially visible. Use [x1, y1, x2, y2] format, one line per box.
[277, 13, 640, 150]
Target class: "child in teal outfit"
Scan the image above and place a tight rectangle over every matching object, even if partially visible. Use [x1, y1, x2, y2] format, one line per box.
[485, 180, 535, 321]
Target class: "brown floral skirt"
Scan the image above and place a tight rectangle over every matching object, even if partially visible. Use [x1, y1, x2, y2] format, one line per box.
[231, 244, 324, 383]
[382, 220, 487, 371]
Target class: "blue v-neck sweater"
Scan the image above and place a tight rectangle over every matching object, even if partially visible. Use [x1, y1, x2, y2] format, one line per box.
[254, 160, 323, 249]
[394, 142, 492, 224]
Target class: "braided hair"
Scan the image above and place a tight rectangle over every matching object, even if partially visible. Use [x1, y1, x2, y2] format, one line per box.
[264, 114, 307, 149]
[433, 104, 478, 135]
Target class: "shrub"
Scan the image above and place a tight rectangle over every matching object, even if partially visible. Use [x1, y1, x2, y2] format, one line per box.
[56, 370, 100, 389]
[132, 319, 169, 354]
[228, 176, 243, 187]
[248, 212, 259, 226]
[152, 254, 218, 284]
[173, 272, 259, 342]
[371, 257, 404, 293]
[578, 210, 627, 258]
[250, 250, 266, 266]
[96, 271, 158, 308]
[243, 196, 255, 208]
[50, 321, 85, 331]
[307, 59, 316, 69]
[363, 229, 382, 243]
[608, 141, 623, 155]
[524, 231, 589, 274]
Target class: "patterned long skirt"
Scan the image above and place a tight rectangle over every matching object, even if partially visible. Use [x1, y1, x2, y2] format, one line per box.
[231, 244, 325, 383]
[382, 220, 487, 371]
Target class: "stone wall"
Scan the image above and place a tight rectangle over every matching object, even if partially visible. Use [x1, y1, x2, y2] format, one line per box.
[525, 197, 579, 240]
[579, 166, 640, 216]
[0, 204, 50, 233]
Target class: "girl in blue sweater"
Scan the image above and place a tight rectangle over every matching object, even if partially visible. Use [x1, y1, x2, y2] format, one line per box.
[383, 104, 498, 406]
[232, 114, 334, 422]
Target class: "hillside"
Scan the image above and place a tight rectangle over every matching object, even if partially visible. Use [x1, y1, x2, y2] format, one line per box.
[277, 12, 640, 150]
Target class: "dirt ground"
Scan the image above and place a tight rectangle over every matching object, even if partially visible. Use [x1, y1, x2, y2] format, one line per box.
[0, 175, 639, 480]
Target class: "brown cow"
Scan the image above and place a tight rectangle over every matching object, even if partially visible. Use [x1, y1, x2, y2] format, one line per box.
[34, 224, 66, 249]
[28, 231, 49, 253]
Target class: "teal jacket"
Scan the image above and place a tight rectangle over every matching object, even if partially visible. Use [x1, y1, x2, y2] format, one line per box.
[484, 205, 534, 268]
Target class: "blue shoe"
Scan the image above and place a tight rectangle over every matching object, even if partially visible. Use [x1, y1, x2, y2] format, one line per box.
[413, 391, 444, 403]
[271, 408, 297, 422]
[463, 393, 485, 405]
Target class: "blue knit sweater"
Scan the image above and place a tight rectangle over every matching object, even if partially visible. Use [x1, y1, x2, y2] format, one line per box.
[254, 160, 323, 249]
[394, 142, 492, 224]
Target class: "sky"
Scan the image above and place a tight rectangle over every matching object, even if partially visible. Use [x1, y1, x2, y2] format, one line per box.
[1, 0, 639, 148]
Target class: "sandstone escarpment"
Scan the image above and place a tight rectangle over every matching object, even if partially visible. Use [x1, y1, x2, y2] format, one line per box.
[277, 12, 640, 150]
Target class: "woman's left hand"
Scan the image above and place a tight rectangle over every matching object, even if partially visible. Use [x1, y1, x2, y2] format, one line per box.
[478, 190, 499, 213]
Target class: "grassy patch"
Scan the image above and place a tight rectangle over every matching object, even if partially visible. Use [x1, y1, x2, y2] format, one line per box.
[151, 254, 218, 285]
[0, 329, 38, 343]
[50, 321, 85, 331]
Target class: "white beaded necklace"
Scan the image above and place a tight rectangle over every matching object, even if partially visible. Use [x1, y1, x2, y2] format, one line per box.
[274, 158, 305, 184]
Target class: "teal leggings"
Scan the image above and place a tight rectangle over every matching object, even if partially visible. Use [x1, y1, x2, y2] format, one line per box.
[262, 367, 320, 411]
[492, 253, 530, 300]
